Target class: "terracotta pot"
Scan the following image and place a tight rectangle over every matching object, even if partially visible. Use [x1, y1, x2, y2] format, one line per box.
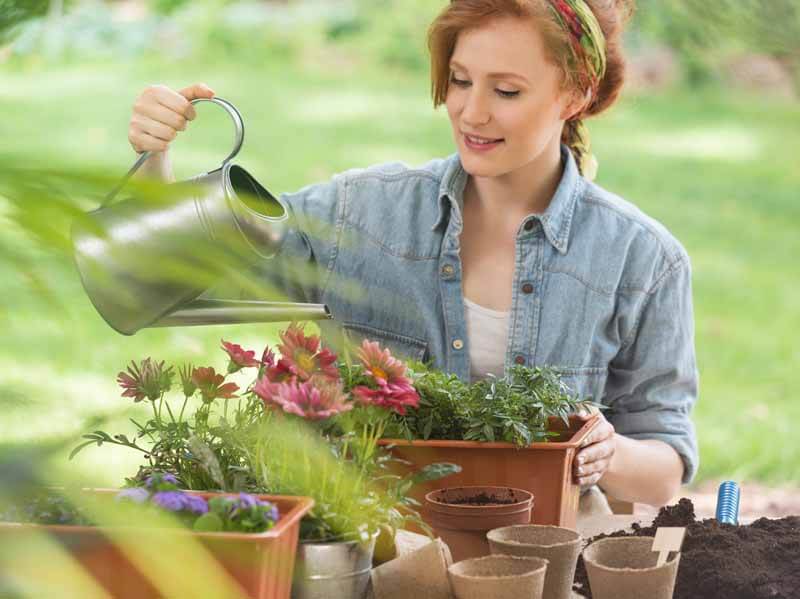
[487, 524, 581, 599]
[582, 536, 681, 599]
[448, 555, 548, 599]
[425, 486, 533, 563]
[379, 414, 600, 528]
[0, 489, 314, 599]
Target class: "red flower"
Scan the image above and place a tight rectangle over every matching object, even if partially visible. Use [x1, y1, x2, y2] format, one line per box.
[274, 323, 339, 382]
[254, 377, 352, 420]
[191, 367, 239, 403]
[221, 340, 260, 372]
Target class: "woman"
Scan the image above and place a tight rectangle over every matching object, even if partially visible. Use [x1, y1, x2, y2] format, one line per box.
[127, 0, 697, 510]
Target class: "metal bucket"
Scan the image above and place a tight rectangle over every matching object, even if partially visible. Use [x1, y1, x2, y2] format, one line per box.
[292, 537, 375, 599]
[72, 97, 330, 335]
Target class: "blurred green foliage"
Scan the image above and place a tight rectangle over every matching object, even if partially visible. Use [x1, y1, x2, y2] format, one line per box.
[635, 0, 800, 87]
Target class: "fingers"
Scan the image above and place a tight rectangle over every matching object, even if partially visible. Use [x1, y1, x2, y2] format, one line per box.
[178, 83, 216, 120]
[577, 441, 615, 467]
[129, 83, 214, 154]
[576, 471, 605, 488]
[581, 419, 615, 448]
[136, 101, 187, 133]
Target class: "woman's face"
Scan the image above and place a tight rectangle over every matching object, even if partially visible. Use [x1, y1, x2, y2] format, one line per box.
[445, 17, 579, 178]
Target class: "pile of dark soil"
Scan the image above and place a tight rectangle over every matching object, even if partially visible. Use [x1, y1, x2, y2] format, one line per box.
[573, 498, 800, 599]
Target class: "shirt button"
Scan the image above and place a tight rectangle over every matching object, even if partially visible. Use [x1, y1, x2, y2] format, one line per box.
[452, 339, 464, 350]
[524, 220, 536, 231]
[514, 355, 526, 365]
[441, 264, 455, 277]
[521, 283, 534, 294]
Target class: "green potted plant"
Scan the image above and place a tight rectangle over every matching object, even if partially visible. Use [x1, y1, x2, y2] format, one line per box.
[378, 364, 600, 528]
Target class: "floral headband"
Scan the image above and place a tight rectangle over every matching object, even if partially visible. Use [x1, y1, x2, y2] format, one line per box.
[548, 0, 607, 96]
[548, 0, 607, 180]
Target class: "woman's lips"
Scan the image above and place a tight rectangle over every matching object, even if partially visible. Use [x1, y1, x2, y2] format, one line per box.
[463, 133, 504, 152]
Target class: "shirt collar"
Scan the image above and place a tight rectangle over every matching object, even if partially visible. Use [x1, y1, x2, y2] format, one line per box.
[433, 145, 583, 255]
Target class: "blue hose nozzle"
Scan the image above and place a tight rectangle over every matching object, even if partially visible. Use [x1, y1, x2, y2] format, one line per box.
[715, 481, 740, 525]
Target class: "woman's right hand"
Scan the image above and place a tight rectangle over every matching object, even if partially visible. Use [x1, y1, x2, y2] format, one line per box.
[128, 83, 216, 154]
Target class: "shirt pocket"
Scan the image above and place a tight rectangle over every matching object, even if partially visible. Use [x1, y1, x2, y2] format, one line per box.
[552, 366, 607, 402]
[342, 321, 429, 363]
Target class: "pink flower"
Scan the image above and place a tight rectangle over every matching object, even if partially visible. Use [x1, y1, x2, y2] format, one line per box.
[221, 340, 260, 372]
[351, 340, 420, 415]
[352, 384, 419, 415]
[117, 358, 173, 403]
[275, 323, 339, 382]
[261, 347, 276, 367]
[254, 377, 352, 420]
[191, 367, 239, 403]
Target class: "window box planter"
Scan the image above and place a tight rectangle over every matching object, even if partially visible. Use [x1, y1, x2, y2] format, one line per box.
[0, 490, 314, 599]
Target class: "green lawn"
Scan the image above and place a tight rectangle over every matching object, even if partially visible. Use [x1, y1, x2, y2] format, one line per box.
[1, 53, 798, 487]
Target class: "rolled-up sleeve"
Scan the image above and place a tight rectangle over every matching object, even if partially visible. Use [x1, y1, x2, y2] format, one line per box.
[604, 255, 699, 484]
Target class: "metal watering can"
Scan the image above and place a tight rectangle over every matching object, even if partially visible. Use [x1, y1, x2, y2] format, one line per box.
[72, 97, 331, 335]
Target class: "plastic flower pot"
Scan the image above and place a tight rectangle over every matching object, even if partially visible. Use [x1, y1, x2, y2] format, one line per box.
[582, 536, 681, 599]
[447, 555, 548, 599]
[424, 486, 533, 563]
[379, 414, 600, 529]
[291, 535, 376, 599]
[487, 524, 581, 599]
[0, 489, 313, 599]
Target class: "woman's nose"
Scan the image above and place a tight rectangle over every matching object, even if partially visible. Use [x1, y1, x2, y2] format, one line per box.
[460, 90, 491, 127]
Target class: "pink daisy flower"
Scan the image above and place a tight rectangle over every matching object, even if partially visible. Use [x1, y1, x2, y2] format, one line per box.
[254, 377, 352, 420]
[275, 323, 339, 382]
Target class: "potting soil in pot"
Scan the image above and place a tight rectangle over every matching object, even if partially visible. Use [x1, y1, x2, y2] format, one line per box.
[573, 498, 800, 599]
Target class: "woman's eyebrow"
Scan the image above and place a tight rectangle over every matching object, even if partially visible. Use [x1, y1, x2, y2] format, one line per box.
[449, 60, 530, 84]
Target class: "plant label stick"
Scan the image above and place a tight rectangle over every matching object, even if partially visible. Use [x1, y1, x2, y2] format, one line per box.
[652, 527, 686, 566]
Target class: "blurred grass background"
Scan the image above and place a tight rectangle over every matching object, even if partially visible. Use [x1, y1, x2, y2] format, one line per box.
[0, 0, 798, 488]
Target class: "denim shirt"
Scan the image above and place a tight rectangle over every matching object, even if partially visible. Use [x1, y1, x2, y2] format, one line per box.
[265, 146, 699, 483]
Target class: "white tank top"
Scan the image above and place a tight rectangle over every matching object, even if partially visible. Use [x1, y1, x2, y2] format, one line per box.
[463, 297, 510, 383]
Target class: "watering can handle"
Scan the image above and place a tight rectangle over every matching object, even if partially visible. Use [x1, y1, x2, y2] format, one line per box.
[103, 97, 245, 206]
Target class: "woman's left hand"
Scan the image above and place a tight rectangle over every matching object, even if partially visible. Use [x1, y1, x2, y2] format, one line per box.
[573, 411, 616, 487]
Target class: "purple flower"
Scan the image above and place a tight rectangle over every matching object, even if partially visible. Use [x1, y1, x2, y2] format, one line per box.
[151, 491, 207, 515]
[237, 493, 257, 510]
[183, 495, 209, 515]
[115, 488, 149, 504]
[152, 491, 186, 512]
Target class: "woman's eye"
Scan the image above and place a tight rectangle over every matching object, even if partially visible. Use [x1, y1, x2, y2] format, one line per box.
[449, 75, 519, 98]
[496, 89, 520, 98]
[450, 76, 470, 87]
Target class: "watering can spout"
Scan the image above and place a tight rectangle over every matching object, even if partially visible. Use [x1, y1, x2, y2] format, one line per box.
[72, 97, 331, 335]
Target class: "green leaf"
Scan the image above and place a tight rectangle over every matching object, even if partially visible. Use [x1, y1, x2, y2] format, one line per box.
[409, 462, 461, 485]
[193, 512, 224, 532]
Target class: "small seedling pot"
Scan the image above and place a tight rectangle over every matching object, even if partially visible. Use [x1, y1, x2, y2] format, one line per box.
[487, 524, 581, 599]
[370, 538, 452, 599]
[582, 536, 680, 599]
[448, 555, 548, 599]
[424, 486, 533, 563]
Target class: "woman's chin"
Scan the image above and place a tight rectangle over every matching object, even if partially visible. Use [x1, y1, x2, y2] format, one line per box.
[459, 153, 503, 178]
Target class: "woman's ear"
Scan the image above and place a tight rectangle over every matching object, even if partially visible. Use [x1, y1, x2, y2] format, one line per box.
[560, 87, 592, 121]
